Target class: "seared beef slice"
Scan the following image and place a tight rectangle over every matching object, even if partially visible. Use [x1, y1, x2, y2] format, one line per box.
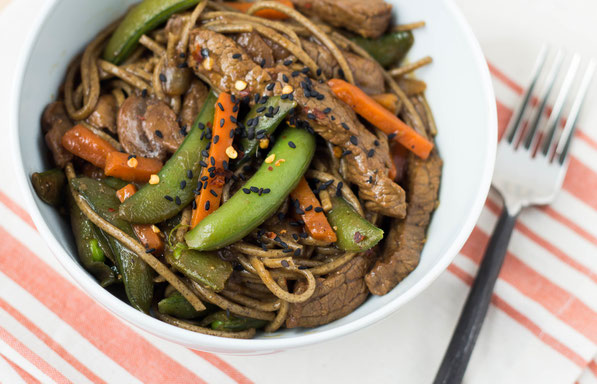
[366, 152, 442, 295]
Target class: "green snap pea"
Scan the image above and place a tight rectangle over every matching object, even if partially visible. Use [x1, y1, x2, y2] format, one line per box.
[352, 31, 414, 68]
[31, 169, 65, 206]
[185, 126, 316, 251]
[165, 244, 232, 292]
[238, 96, 296, 165]
[101, 176, 130, 191]
[67, 193, 117, 287]
[158, 291, 204, 319]
[202, 311, 267, 332]
[71, 177, 154, 313]
[326, 197, 383, 252]
[103, 0, 200, 64]
[119, 92, 216, 224]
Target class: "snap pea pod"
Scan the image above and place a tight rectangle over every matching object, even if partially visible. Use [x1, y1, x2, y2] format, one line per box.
[351, 31, 414, 68]
[71, 177, 154, 313]
[185, 126, 316, 250]
[202, 311, 268, 332]
[31, 169, 65, 206]
[237, 96, 296, 165]
[103, 0, 200, 64]
[119, 92, 216, 224]
[165, 244, 232, 292]
[67, 193, 118, 287]
[326, 197, 384, 252]
[158, 291, 204, 319]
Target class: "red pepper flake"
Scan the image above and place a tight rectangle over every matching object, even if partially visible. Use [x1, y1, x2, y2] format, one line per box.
[268, 166, 273, 171]
[353, 231, 365, 243]
[108, 208, 115, 212]
[310, 108, 326, 120]
[265, 231, 276, 240]
[305, 2, 312, 8]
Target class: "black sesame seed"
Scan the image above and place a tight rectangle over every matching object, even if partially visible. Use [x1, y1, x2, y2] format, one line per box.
[283, 59, 293, 66]
[205, 200, 210, 210]
[222, 160, 229, 170]
[127, 154, 136, 160]
[367, 149, 375, 158]
[229, 129, 235, 138]
[341, 122, 350, 131]
[141, 89, 148, 98]
[294, 248, 301, 257]
[281, 94, 288, 99]
[177, 62, 188, 69]
[305, 205, 313, 211]
[192, 199, 197, 210]
[199, 160, 208, 167]
[232, 104, 239, 113]
[232, 53, 242, 59]
[217, 102, 224, 111]
[257, 106, 266, 113]
[201, 150, 209, 158]
[201, 48, 209, 57]
[341, 149, 352, 157]
[288, 141, 296, 148]
[316, 94, 324, 100]
[146, 248, 156, 254]
[266, 83, 275, 91]
[301, 67, 310, 74]
[374, 140, 380, 147]
[298, 265, 309, 270]
[349, 136, 358, 145]
[219, 118, 225, 128]
[368, 175, 373, 184]
[388, 132, 397, 140]
[260, 58, 266, 68]
[263, 188, 271, 194]
[243, 188, 251, 194]
[250, 186, 259, 193]
[198, 122, 205, 130]
[281, 260, 290, 268]
[291, 70, 300, 77]
[175, 196, 181, 205]
[201, 176, 208, 181]
[164, 195, 173, 201]
[187, 170, 193, 179]
[180, 180, 187, 189]
[338, 68, 345, 78]
[299, 232, 309, 238]
[331, 115, 336, 121]
[314, 206, 323, 213]
[316, 68, 322, 76]
[336, 182, 343, 196]
[159, 73, 166, 82]
[323, 107, 331, 114]
[179, 52, 186, 58]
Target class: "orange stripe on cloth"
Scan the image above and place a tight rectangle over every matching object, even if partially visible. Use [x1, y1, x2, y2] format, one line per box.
[0, 298, 106, 384]
[485, 199, 597, 284]
[193, 351, 254, 384]
[540, 206, 597, 247]
[0, 326, 71, 384]
[461, 227, 597, 344]
[487, 61, 524, 95]
[0, 353, 42, 384]
[447, 264, 587, 367]
[0, 190, 35, 229]
[0, 227, 207, 384]
[588, 360, 597, 377]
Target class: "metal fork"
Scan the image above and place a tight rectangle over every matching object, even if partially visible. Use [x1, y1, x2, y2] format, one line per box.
[433, 47, 596, 384]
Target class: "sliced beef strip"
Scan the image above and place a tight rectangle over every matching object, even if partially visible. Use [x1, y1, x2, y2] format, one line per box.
[286, 250, 375, 328]
[234, 32, 275, 68]
[117, 96, 183, 159]
[289, 0, 392, 38]
[300, 39, 384, 95]
[41, 101, 73, 167]
[365, 151, 442, 295]
[86, 94, 118, 133]
[180, 79, 209, 129]
[188, 30, 406, 218]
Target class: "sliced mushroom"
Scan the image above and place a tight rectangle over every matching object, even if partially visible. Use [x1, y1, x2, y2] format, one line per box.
[143, 98, 184, 152]
[180, 79, 209, 130]
[42, 101, 73, 167]
[86, 94, 118, 133]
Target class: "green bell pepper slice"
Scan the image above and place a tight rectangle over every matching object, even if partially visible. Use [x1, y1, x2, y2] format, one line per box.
[185, 126, 315, 251]
[31, 169, 65, 206]
[237, 96, 296, 165]
[351, 31, 414, 68]
[119, 92, 216, 224]
[165, 244, 232, 292]
[71, 177, 154, 313]
[326, 197, 383, 252]
[103, 0, 200, 64]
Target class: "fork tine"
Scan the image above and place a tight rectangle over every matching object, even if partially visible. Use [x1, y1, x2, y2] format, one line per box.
[540, 54, 581, 155]
[523, 49, 564, 149]
[505, 45, 549, 144]
[555, 59, 596, 164]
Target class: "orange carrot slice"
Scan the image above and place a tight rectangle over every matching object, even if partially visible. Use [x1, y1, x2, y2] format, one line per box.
[104, 152, 163, 183]
[226, 0, 294, 20]
[290, 177, 337, 242]
[61, 124, 117, 168]
[328, 78, 434, 159]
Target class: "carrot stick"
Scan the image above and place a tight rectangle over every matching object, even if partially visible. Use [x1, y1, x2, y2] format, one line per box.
[290, 177, 337, 242]
[328, 79, 434, 159]
[226, 0, 294, 19]
[104, 152, 163, 183]
[61, 124, 117, 168]
[190, 92, 238, 228]
[116, 184, 164, 253]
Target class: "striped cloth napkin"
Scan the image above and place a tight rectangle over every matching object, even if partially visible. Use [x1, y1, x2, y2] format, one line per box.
[1, 0, 596, 383]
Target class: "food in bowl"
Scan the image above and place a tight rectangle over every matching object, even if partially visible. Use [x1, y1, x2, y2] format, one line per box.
[31, 0, 441, 339]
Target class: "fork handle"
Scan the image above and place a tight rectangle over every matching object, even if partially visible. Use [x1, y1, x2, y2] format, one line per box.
[433, 208, 518, 384]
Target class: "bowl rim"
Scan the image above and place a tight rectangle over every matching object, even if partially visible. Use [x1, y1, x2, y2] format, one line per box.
[10, 0, 497, 352]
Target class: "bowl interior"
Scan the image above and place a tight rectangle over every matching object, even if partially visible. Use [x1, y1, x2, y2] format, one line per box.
[13, 0, 496, 353]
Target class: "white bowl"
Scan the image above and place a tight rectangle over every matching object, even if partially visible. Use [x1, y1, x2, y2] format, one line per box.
[11, 0, 496, 354]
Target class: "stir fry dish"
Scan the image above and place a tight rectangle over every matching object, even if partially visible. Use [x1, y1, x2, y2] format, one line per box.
[32, 0, 442, 338]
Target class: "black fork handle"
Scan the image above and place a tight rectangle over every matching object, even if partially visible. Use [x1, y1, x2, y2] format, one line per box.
[433, 208, 518, 384]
